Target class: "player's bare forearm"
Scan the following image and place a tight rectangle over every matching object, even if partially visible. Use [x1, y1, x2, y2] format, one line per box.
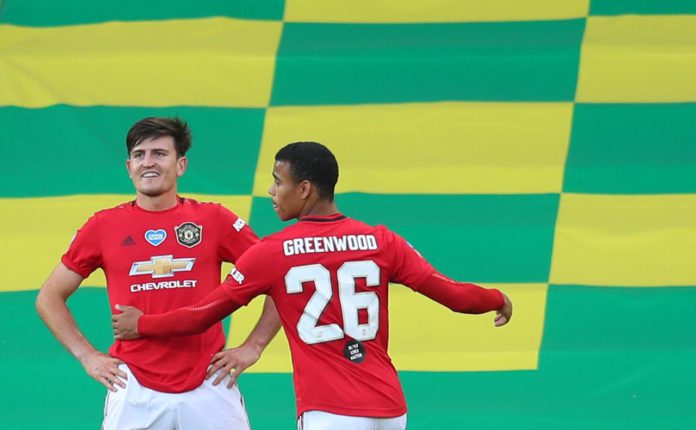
[243, 296, 282, 354]
[208, 296, 282, 388]
[37, 263, 126, 391]
[36, 264, 96, 361]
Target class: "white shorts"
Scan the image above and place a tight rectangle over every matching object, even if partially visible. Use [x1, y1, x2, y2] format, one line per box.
[103, 364, 250, 430]
[298, 410, 407, 430]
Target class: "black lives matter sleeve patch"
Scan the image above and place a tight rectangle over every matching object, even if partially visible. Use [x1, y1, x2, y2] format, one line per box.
[175, 222, 203, 248]
[344, 339, 366, 364]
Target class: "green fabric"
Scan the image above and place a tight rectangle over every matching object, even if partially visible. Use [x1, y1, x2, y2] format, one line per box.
[5, 286, 694, 429]
[0, 106, 265, 197]
[252, 193, 559, 282]
[2, 2, 695, 429]
[0, 0, 284, 26]
[272, 20, 585, 105]
[590, 0, 696, 15]
[564, 103, 696, 194]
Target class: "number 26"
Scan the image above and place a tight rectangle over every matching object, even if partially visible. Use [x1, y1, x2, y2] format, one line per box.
[285, 261, 380, 345]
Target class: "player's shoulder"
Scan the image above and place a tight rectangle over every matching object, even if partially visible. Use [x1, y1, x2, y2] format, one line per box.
[91, 200, 135, 219]
[180, 197, 238, 216]
[343, 217, 394, 239]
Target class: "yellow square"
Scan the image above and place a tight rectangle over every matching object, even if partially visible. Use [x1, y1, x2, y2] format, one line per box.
[576, 15, 696, 102]
[1, 194, 252, 292]
[550, 193, 696, 286]
[389, 283, 547, 371]
[284, 0, 589, 23]
[0, 18, 282, 108]
[226, 295, 292, 372]
[255, 102, 573, 195]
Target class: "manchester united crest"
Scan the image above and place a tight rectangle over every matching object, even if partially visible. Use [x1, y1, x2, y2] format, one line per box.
[175, 222, 203, 248]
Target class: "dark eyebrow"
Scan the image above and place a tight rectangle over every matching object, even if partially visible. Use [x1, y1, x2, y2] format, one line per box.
[272, 172, 281, 181]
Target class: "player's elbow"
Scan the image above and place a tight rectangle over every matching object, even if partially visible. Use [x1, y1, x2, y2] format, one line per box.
[35, 287, 51, 319]
[35, 283, 65, 320]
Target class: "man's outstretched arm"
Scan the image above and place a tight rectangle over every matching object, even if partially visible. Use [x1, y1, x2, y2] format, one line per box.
[112, 286, 242, 339]
[416, 272, 513, 326]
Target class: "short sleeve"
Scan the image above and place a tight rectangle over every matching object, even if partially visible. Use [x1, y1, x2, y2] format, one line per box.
[385, 228, 437, 291]
[61, 215, 103, 278]
[216, 205, 259, 263]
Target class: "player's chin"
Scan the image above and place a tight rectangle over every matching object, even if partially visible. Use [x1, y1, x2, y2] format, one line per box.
[274, 208, 291, 221]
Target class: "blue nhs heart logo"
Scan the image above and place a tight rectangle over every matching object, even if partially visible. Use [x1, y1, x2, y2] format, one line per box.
[145, 229, 167, 246]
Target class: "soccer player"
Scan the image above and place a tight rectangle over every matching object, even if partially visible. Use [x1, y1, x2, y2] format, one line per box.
[112, 141, 513, 430]
[36, 117, 281, 430]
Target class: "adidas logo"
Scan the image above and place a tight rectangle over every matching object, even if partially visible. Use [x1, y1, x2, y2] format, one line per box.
[121, 236, 136, 246]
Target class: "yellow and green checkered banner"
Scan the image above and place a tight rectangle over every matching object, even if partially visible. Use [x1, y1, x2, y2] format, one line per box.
[1, 1, 695, 428]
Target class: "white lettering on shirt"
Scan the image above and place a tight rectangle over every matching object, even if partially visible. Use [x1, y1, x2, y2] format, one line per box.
[283, 235, 378, 256]
[130, 280, 197, 292]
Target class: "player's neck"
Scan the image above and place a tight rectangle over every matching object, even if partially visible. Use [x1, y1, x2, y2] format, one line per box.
[298, 199, 339, 220]
[135, 190, 179, 211]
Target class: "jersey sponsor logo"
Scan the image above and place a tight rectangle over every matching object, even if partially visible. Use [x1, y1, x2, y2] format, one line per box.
[232, 217, 246, 232]
[144, 229, 167, 246]
[130, 279, 198, 293]
[283, 234, 378, 256]
[175, 222, 203, 248]
[230, 268, 245, 284]
[129, 255, 195, 278]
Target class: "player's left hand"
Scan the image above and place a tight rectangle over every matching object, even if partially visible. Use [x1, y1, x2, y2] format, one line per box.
[112, 304, 143, 340]
[206, 343, 262, 389]
[494, 293, 513, 327]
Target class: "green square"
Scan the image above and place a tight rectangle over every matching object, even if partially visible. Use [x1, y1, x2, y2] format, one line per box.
[563, 103, 696, 194]
[250, 193, 559, 283]
[536, 285, 696, 426]
[0, 106, 266, 197]
[590, 0, 696, 15]
[0, 0, 285, 26]
[271, 20, 585, 105]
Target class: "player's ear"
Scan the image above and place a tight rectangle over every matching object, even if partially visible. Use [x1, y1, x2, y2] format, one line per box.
[176, 156, 188, 177]
[126, 159, 133, 178]
[298, 180, 312, 200]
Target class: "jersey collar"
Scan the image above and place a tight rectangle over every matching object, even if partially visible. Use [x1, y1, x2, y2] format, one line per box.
[299, 213, 346, 223]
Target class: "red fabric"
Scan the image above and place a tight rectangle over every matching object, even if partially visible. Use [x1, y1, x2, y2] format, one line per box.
[136, 214, 505, 417]
[139, 286, 240, 337]
[417, 273, 505, 313]
[62, 197, 258, 393]
[222, 214, 435, 418]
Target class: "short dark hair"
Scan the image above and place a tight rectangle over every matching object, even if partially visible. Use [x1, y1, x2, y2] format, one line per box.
[126, 117, 191, 158]
[275, 142, 339, 201]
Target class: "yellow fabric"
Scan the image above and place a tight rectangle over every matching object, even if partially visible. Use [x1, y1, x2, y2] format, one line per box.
[389, 283, 546, 371]
[576, 15, 696, 102]
[2, 194, 252, 292]
[0, 18, 282, 108]
[550, 193, 696, 286]
[284, 0, 589, 23]
[255, 102, 573, 195]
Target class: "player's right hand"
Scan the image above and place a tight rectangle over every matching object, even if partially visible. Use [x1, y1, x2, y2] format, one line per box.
[112, 304, 143, 340]
[79, 350, 126, 392]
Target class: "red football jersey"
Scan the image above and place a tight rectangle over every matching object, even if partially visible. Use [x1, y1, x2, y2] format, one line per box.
[62, 197, 258, 392]
[222, 214, 436, 417]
